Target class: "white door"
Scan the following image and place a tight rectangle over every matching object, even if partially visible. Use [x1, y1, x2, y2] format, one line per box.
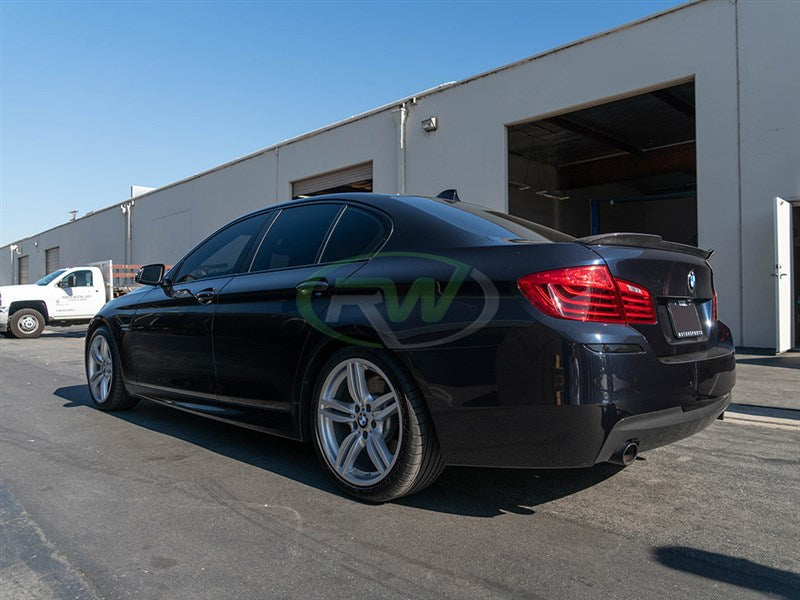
[774, 197, 792, 353]
[51, 269, 106, 319]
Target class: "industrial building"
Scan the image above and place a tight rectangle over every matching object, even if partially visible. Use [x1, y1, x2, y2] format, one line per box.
[2, 0, 798, 351]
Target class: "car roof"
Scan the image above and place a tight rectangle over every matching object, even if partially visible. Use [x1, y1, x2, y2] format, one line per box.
[249, 192, 435, 213]
[234, 193, 572, 249]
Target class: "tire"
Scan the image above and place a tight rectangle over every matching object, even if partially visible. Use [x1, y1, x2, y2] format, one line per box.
[85, 326, 139, 411]
[311, 347, 444, 502]
[9, 308, 45, 339]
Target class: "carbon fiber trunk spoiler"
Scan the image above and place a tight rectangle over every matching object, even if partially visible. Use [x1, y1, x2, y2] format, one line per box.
[578, 233, 713, 260]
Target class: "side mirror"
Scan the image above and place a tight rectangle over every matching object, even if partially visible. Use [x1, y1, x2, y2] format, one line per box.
[135, 263, 165, 286]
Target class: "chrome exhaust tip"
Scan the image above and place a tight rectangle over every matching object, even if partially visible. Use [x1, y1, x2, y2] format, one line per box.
[609, 442, 639, 466]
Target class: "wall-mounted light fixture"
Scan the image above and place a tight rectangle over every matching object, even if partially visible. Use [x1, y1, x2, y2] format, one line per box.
[421, 117, 438, 133]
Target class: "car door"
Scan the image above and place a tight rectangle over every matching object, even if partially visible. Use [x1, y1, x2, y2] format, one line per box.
[213, 203, 390, 418]
[129, 213, 268, 402]
[50, 269, 105, 318]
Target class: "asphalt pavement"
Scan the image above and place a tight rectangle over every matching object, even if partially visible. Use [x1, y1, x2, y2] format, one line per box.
[1, 327, 798, 599]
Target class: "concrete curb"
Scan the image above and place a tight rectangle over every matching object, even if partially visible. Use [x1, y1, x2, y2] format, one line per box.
[724, 404, 800, 430]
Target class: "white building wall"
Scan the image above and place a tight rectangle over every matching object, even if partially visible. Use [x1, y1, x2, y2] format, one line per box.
[131, 151, 279, 266]
[1, 207, 126, 284]
[277, 110, 399, 199]
[737, 0, 800, 348]
[403, 0, 743, 341]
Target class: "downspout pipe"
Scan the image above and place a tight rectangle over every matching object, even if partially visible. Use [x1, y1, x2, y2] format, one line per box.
[396, 102, 407, 194]
[9, 244, 18, 284]
[121, 201, 134, 264]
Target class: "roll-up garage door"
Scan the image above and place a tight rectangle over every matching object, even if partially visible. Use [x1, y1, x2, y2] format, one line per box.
[292, 162, 373, 198]
[45, 246, 60, 274]
[18, 255, 29, 284]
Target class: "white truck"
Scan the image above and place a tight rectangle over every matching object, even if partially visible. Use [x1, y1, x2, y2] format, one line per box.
[0, 260, 136, 339]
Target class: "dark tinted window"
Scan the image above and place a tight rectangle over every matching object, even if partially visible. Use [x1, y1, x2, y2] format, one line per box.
[174, 214, 266, 283]
[62, 270, 93, 287]
[251, 204, 341, 271]
[320, 206, 388, 263]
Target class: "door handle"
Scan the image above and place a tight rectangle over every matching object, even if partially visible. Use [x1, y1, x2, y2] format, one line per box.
[296, 278, 330, 295]
[195, 288, 217, 304]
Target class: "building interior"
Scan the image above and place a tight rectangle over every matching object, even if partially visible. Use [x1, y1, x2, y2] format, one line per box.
[507, 81, 697, 245]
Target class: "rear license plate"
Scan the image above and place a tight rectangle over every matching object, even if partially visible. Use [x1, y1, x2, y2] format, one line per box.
[667, 302, 703, 339]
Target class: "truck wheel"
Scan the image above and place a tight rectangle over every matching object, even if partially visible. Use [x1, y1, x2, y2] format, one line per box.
[10, 309, 45, 339]
[85, 326, 139, 411]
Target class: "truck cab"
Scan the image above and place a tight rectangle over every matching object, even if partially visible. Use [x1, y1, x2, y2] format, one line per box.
[0, 266, 109, 338]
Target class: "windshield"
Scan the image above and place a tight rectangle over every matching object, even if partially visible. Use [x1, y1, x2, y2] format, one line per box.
[35, 269, 67, 286]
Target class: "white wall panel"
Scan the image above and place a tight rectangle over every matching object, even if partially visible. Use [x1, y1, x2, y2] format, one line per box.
[737, 0, 800, 348]
[277, 111, 398, 201]
[404, 0, 742, 341]
[131, 151, 278, 265]
[1, 207, 126, 284]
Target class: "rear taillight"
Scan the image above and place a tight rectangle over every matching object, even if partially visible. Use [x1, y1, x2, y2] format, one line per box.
[712, 290, 718, 322]
[616, 278, 657, 323]
[518, 265, 656, 324]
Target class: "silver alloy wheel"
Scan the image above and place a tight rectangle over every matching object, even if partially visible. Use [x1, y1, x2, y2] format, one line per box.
[18, 314, 39, 333]
[317, 358, 403, 486]
[87, 334, 113, 403]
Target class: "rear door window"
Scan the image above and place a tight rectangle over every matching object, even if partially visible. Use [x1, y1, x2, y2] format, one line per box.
[320, 206, 389, 263]
[250, 204, 341, 271]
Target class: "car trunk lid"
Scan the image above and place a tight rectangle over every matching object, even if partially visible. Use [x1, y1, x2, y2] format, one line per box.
[578, 234, 716, 356]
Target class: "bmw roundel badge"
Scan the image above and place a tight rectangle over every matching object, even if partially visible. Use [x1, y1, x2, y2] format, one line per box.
[687, 270, 696, 292]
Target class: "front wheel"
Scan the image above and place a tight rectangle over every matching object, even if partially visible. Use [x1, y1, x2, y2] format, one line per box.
[311, 348, 444, 502]
[10, 308, 45, 339]
[85, 326, 138, 411]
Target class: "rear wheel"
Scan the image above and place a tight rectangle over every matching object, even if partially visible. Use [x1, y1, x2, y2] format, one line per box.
[85, 326, 138, 411]
[311, 348, 444, 502]
[10, 308, 45, 339]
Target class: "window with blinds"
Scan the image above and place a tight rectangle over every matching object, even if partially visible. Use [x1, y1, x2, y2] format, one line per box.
[291, 162, 373, 199]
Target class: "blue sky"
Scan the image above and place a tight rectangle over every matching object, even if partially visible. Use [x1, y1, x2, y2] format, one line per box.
[0, 0, 681, 245]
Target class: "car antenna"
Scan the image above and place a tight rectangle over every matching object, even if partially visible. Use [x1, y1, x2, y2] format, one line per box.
[436, 189, 460, 203]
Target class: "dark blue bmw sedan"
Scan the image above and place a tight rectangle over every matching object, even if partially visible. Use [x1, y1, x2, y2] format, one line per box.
[85, 193, 735, 502]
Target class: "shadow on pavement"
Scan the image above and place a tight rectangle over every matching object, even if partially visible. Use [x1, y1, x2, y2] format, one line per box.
[42, 328, 88, 339]
[55, 383, 338, 495]
[399, 463, 623, 517]
[54, 383, 622, 517]
[653, 546, 800, 599]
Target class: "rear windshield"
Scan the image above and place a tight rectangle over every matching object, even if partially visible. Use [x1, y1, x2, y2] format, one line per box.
[405, 197, 575, 243]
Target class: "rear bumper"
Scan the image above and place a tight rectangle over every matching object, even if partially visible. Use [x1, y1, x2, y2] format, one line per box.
[407, 321, 736, 468]
[594, 392, 730, 463]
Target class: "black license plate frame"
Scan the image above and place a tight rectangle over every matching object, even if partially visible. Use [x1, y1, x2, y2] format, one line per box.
[667, 301, 703, 339]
